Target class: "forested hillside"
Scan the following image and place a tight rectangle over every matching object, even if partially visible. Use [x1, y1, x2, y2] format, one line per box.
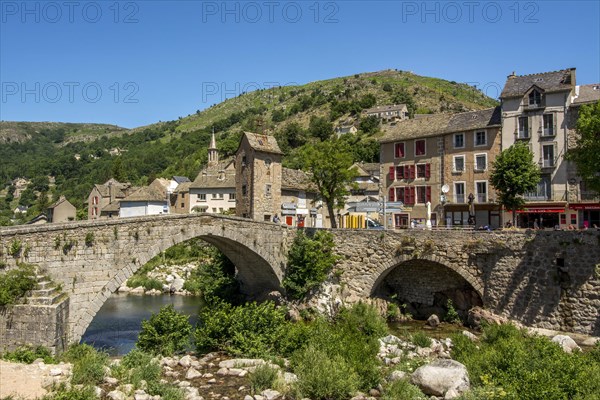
[0, 69, 498, 225]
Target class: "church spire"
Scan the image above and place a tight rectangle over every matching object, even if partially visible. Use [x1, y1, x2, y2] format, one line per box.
[208, 128, 219, 168]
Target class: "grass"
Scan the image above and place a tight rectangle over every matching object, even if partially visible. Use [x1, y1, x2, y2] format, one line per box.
[62, 344, 108, 386]
[411, 331, 432, 348]
[249, 363, 280, 394]
[1, 345, 55, 364]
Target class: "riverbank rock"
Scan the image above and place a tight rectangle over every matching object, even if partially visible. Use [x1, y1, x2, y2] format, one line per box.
[551, 335, 581, 353]
[427, 314, 440, 328]
[410, 359, 470, 398]
[467, 307, 511, 329]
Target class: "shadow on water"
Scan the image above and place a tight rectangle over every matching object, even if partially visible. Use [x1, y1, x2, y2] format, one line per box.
[388, 320, 476, 340]
[81, 293, 204, 356]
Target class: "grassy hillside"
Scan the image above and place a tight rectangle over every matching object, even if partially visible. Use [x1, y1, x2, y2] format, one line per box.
[0, 121, 128, 145]
[0, 69, 498, 224]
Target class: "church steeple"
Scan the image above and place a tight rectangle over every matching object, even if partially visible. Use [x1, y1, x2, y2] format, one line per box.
[208, 129, 219, 169]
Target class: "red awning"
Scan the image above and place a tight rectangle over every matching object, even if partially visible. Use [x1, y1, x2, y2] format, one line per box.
[516, 208, 565, 214]
[569, 204, 600, 210]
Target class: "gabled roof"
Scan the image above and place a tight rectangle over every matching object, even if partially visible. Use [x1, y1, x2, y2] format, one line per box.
[572, 84, 600, 106]
[351, 162, 380, 179]
[282, 168, 316, 192]
[189, 172, 236, 189]
[48, 195, 73, 209]
[92, 179, 130, 198]
[379, 107, 501, 143]
[500, 68, 575, 98]
[174, 182, 192, 193]
[241, 132, 283, 154]
[121, 184, 167, 203]
[101, 201, 120, 213]
[172, 176, 191, 184]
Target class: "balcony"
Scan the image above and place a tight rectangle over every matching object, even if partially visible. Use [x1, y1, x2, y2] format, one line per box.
[524, 101, 545, 111]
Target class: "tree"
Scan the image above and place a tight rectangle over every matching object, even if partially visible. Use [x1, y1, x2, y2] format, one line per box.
[359, 116, 380, 135]
[566, 101, 600, 193]
[490, 142, 541, 226]
[308, 116, 334, 141]
[137, 304, 192, 356]
[302, 139, 358, 228]
[392, 88, 416, 118]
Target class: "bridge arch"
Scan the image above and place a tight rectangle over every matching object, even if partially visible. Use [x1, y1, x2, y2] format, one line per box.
[368, 254, 484, 319]
[71, 216, 289, 342]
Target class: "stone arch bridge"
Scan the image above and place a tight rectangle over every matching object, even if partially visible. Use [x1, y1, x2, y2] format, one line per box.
[1, 214, 599, 348]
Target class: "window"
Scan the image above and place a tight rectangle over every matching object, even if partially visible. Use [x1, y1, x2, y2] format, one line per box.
[518, 117, 529, 138]
[265, 158, 272, 167]
[529, 90, 541, 106]
[180, 202, 185, 208]
[198, 194, 206, 202]
[416, 186, 431, 204]
[475, 154, 487, 171]
[266, 184, 272, 196]
[212, 207, 217, 213]
[219, 207, 223, 212]
[570, 214, 577, 225]
[525, 175, 551, 200]
[454, 133, 464, 148]
[264, 215, 271, 222]
[212, 193, 217, 199]
[416, 164, 431, 179]
[218, 193, 224, 199]
[395, 165, 404, 180]
[560, 214, 566, 225]
[395, 187, 405, 202]
[475, 131, 487, 146]
[415, 139, 426, 156]
[241, 155, 247, 166]
[229, 192, 236, 201]
[453, 156, 465, 172]
[394, 142, 405, 158]
[542, 144, 555, 167]
[455, 182, 465, 203]
[476, 181, 487, 203]
[543, 114, 554, 136]
[242, 185, 247, 197]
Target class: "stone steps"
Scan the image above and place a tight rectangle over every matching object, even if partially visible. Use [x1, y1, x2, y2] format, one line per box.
[26, 275, 65, 306]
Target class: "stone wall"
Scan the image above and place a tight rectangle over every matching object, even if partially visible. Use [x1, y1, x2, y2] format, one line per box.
[0, 297, 69, 354]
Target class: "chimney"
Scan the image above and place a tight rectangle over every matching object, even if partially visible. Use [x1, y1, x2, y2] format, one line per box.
[507, 71, 516, 79]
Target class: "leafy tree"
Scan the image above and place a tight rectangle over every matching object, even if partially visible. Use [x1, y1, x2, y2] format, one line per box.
[34, 190, 50, 214]
[271, 108, 286, 123]
[31, 175, 49, 192]
[359, 94, 377, 109]
[392, 88, 416, 118]
[18, 187, 36, 207]
[283, 230, 340, 299]
[301, 139, 358, 228]
[566, 100, 600, 192]
[137, 304, 192, 356]
[359, 116, 380, 135]
[308, 116, 334, 141]
[490, 142, 540, 226]
[382, 83, 393, 92]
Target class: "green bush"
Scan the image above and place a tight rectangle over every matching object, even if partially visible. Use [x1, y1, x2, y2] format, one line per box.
[2, 345, 55, 364]
[0, 264, 37, 306]
[62, 344, 108, 386]
[137, 304, 192, 356]
[126, 275, 164, 291]
[411, 332, 432, 348]
[444, 299, 461, 324]
[182, 249, 240, 304]
[292, 344, 359, 400]
[195, 301, 289, 357]
[451, 323, 600, 400]
[283, 230, 340, 300]
[249, 363, 279, 394]
[381, 379, 427, 400]
[41, 384, 96, 400]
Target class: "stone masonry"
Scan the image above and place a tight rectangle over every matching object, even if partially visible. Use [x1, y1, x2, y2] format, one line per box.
[1, 215, 599, 348]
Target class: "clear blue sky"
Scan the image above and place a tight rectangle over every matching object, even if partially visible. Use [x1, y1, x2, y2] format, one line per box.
[1, 0, 599, 128]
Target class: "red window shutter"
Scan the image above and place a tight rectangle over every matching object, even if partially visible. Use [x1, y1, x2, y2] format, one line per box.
[389, 166, 395, 180]
[410, 165, 416, 179]
[389, 187, 395, 201]
[396, 166, 403, 180]
[426, 186, 431, 202]
[425, 163, 431, 179]
[410, 187, 416, 204]
[403, 187, 409, 204]
[403, 165, 409, 179]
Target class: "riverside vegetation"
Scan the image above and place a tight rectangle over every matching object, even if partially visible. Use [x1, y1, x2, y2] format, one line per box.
[4, 231, 600, 399]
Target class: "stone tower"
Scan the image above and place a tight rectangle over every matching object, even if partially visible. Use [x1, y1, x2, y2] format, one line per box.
[235, 132, 283, 221]
[207, 130, 219, 169]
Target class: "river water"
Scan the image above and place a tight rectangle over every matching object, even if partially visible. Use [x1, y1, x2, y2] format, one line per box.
[81, 294, 203, 355]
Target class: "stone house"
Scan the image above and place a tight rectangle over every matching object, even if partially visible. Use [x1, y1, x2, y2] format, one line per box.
[380, 114, 447, 228]
[11, 177, 31, 199]
[119, 178, 170, 218]
[499, 68, 600, 228]
[47, 196, 76, 223]
[364, 104, 409, 121]
[280, 168, 324, 228]
[87, 179, 135, 220]
[235, 132, 283, 222]
[442, 107, 502, 228]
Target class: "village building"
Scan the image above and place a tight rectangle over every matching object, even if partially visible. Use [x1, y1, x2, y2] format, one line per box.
[11, 177, 31, 199]
[280, 168, 323, 228]
[341, 162, 381, 228]
[235, 132, 283, 222]
[119, 178, 170, 218]
[364, 104, 409, 121]
[87, 178, 136, 219]
[47, 195, 77, 223]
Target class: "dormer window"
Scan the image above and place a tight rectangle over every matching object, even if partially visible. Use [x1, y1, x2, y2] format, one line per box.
[529, 90, 541, 106]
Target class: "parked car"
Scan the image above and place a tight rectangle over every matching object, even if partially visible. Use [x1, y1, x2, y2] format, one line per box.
[366, 217, 384, 230]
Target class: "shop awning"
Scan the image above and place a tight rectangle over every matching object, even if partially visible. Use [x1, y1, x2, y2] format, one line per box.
[569, 204, 600, 210]
[516, 208, 565, 213]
